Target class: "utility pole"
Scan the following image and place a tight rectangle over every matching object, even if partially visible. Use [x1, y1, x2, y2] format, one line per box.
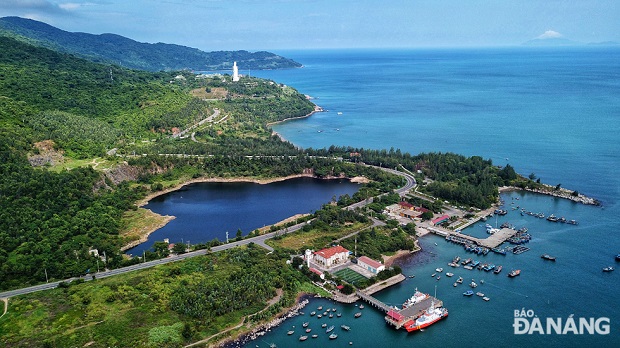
[226, 231, 229, 244]
[44, 268, 48, 283]
[355, 236, 357, 257]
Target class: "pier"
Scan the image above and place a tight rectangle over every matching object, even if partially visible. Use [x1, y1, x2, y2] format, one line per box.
[427, 226, 517, 249]
[355, 288, 443, 330]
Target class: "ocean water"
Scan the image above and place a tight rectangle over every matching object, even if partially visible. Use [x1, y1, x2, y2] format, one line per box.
[244, 48, 620, 347]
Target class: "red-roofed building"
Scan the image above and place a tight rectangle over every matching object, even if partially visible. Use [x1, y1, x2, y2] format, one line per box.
[313, 245, 350, 268]
[399, 201, 414, 210]
[431, 214, 450, 226]
[415, 206, 430, 214]
[386, 310, 405, 322]
[357, 256, 385, 274]
[309, 267, 325, 280]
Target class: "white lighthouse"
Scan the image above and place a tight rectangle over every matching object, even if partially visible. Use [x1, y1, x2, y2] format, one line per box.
[305, 249, 312, 268]
[232, 61, 240, 82]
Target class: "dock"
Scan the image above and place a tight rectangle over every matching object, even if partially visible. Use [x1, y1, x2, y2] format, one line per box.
[355, 289, 443, 330]
[427, 226, 517, 249]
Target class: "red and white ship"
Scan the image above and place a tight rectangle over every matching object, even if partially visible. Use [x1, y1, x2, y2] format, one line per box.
[402, 288, 429, 308]
[403, 299, 448, 332]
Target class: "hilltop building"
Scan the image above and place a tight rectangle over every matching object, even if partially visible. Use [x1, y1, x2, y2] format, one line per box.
[312, 245, 350, 268]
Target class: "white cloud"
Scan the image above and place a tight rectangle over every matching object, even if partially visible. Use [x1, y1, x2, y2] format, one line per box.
[59, 3, 82, 10]
[537, 30, 563, 39]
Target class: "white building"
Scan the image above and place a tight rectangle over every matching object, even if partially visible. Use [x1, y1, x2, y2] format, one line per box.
[232, 61, 240, 82]
[357, 256, 385, 274]
[313, 245, 350, 268]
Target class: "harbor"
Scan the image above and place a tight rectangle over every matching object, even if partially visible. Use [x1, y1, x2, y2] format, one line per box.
[427, 226, 518, 249]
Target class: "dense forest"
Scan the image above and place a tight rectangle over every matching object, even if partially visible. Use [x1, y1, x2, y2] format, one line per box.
[0, 16, 302, 71]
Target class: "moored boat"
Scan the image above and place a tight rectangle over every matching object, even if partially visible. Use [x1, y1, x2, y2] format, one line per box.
[602, 266, 614, 272]
[402, 288, 430, 308]
[341, 325, 350, 331]
[329, 333, 338, 340]
[326, 325, 334, 333]
[616, 254, 620, 261]
[299, 335, 308, 341]
[508, 269, 521, 277]
[463, 290, 474, 296]
[541, 254, 556, 261]
[359, 304, 364, 309]
[446, 272, 454, 277]
[302, 322, 309, 328]
[494, 265, 503, 274]
[483, 297, 490, 301]
[312, 334, 318, 338]
[403, 299, 448, 332]
[321, 323, 327, 328]
[310, 311, 316, 316]
[476, 292, 484, 297]
[354, 312, 362, 318]
[456, 276, 463, 284]
[436, 267, 443, 273]
[287, 330, 294, 335]
[470, 281, 477, 288]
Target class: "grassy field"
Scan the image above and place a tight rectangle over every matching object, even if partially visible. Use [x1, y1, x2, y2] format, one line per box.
[333, 268, 368, 286]
[266, 222, 371, 251]
[118, 208, 174, 249]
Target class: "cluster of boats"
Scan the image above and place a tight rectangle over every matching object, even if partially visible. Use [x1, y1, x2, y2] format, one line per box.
[463, 290, 490, 301]
[507, 228, 532, 245]
[292, 306, 355, 342]
[521, 210, 578, 225]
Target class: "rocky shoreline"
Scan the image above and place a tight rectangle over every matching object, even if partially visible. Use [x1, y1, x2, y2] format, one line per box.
[500, 185, 601, 206]
[218, 295, 312, 348]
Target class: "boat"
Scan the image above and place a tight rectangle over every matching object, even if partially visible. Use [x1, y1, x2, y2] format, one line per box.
[436, 276, 441, 280]
[453, 256, 461, 263]
[463, 290, 474, 296]
[321, 323, 327, 328]
[354, 312, 362, 318]
[508, 269, 521, 277]
[483, 297, 490, 301]
[461, 258, 472, 265]
[287, 331, 294, 335]
[541, 254, 556, 261]
[602, 266, 614, 272]
[403, 299, 448, 332]
[317, 314, 322, 318]
[326, 325, 335, 333]
[446, 272, 454, 277]
[270, 344, 277, 348]
[337, 313, 342, 317]
[402, 288, 430, 308]
[332, 308, 337, 312]
[567, 219, 579, 225]
[329, 333, 338, 340]
[341, 325, 350, 331]
[312, 334, 318, 339]
[470, 260, 480, 268]
[470, 281, 477, 288]
[359, 304, 364, 309]
[317, 306, 323, 311]
[337, 112, 343, 115]
[431, 273, 436, 277]
[476, 292, 484, 297]
[409, 274, 416, 278]
[435, 268, 443, 273]
[547, 214, 559, 222]
[456, 276, 463, 284]
[463, 265, 473, 270]
[299, 335, 308, 341]
[310, 311, 316, 316]
[480, 279, 485, 284]
[494, 265, 503, 274]
[616, 254, 620, 261]
[302, 322, 309, 328]
[305, 328, 311, 333]
[453, 282, 458, 287]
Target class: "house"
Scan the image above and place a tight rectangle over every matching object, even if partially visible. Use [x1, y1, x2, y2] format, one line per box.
[431, 214, 450, 226]
[357, 256, 385, 274]
[313, 245, 350, 268]
[398, 201, 414, 210]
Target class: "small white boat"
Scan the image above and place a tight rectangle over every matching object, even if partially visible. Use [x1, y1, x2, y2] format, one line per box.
[446, 272, 454, 277]
[483, 297, 490, 301]
[436, 268, 443, 273]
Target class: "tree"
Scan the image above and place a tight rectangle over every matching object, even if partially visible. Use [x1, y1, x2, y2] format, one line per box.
[528, 173, 536, 180]
[421, 211, 434, 221]
[153, 241, 170, 258]
[341, 283, 355, 295]
[555, 183, 562, 191]
[172, 243, 187, 254]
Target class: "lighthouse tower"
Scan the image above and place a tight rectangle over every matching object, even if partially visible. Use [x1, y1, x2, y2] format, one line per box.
[305, 249, 312, 268]
[232, 61, 240, 82]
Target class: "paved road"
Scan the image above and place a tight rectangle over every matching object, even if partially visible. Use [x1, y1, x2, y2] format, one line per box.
[172, 108, 220, 139]
[0, 166, 415, 299]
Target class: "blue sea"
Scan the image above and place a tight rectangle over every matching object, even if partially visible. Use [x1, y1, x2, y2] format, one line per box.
[242, 47, 620, 347]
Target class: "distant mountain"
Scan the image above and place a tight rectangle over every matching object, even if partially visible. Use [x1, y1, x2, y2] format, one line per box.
[0, 16, 301, 71]
[522, 37, 580, 47]
[587, 41, 620, 46]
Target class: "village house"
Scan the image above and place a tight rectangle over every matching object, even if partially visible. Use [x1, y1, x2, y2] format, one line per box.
[313, 245, 350, 268]
[357, 256, 385, 274]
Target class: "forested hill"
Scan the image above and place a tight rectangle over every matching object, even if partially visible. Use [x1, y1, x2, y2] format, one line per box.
[0, 16, 302, 71]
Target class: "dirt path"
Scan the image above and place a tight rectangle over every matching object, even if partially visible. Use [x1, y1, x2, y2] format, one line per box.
[184, 289, 283, 348]
[1, 298, 7, 319]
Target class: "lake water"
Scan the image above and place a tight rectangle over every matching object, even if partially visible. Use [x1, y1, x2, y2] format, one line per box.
[243, 47, 620, 347]
[126, 178, 360, 255]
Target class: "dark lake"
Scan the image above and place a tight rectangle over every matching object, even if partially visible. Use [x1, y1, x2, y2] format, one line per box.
[126, 177, 360, 255]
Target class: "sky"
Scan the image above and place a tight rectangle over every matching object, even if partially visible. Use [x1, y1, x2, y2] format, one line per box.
[1, 0, 619, 51]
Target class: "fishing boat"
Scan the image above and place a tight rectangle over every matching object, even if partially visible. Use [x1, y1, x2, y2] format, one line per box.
[453, 282, 458, 287]
[494, 265, 503, 274]
[359, 304, 364, 309]
[321, 323, 327, 328]
[480, 279, 485, 284]
[302, 322, 309, 328]
[341, 325, 350, 331]
[446, 272, 454, 277]
[299, 335, 308, 341]
[435, 268, 443, 273]
[409, 274, 416, 278]
[602, 266, 614, 272]
[567, 219, 579, 225]
[476, 292, 484, 297]
[329, 333, 338, 340]
[541, 254, 556, 261]
[287, 331, 294, 335]
[403, 288, 430, 308]
[508, 269, 521, 277]
[354, 312, 362, 318]
[483, 297, 490, 301]
[329, 314, 333, 318]
[431, 273, 436, 277]
[456, 276, 463, 284]
[317, 306, 323, 311]
[317, 314, 322, 318]
[461, 258, 472, 265]
[310, 311, 316, 316]
[403, 298, 448, 332]
[337, 313, 342, 317]
[305, 328, 311, 333]
[470, 281, 477, 288]
[312, 334, 318, 338]
[547, 214, 559, 222]
[436, 276, 441, 280]
[470, 260, 480, 268]
[616, 254, 620, 261]
[463, 290, 474, 296]
[326, 325, 335, 333]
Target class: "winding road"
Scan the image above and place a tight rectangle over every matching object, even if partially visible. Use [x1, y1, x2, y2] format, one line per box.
[0, 165, 415, 299]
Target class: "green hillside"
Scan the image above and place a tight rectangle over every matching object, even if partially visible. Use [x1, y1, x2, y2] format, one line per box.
[0, 16, 302, 71]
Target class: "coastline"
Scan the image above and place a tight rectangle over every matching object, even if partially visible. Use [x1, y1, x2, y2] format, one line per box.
[499, 185, 601, 206]
[267, 104, 323, 144]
